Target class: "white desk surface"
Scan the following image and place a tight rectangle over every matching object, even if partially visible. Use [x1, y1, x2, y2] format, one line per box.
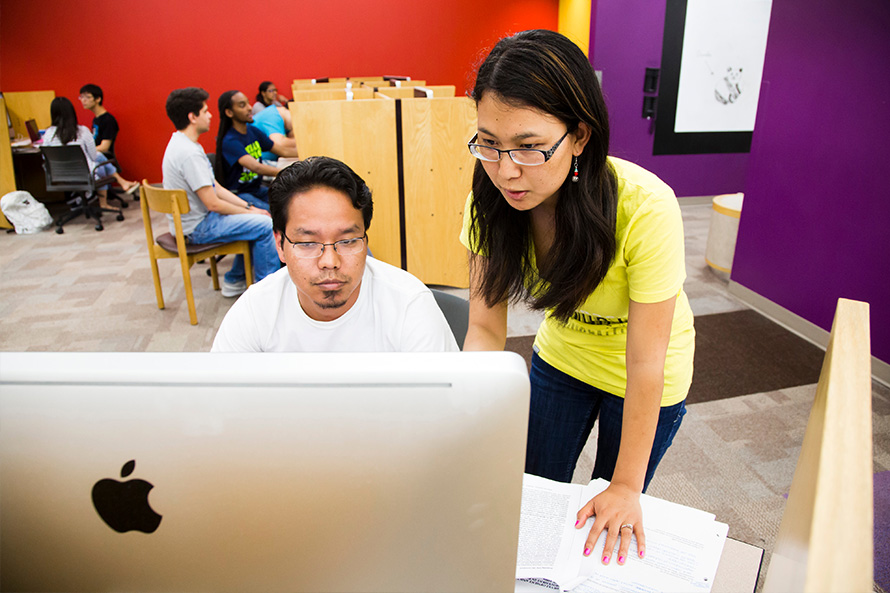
[515, 537, 763, 593]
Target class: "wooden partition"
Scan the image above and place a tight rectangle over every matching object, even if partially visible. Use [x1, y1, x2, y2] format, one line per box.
[3, 90, 55, 138]
[292, 88, 374, 102]
[763, 298, 873, 592]
[0, 97, 16, 228]
[289, 99, 401, 267]
[293, 81, 351, 92]
[377, 80, 426, 88]
[294, 77, 347, 84]
[375, 86, 456, 99]
[289, 90, 475, 287]
[400, 97, 475, 287]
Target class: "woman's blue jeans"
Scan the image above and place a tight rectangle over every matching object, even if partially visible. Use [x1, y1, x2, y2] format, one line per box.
[94, 153, 116, 190]
[525, 352, 686, 492]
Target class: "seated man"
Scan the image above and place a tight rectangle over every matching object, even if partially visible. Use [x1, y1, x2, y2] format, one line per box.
[252, 104, 296, 164]
[214, 90, 298, 204]
[212, 156, 458, 352]
[77, 83, 139, 194]
[162, 87, 280, 297]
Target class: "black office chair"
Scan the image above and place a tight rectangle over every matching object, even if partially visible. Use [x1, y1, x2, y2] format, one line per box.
[430, 289, 470, 350]
[40, 145, 124, 234]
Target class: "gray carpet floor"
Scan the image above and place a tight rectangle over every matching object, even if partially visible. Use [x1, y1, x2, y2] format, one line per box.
[1, 200, 888, 592]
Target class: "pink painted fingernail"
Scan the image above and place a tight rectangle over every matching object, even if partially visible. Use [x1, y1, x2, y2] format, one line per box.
[583, 547, 591, 556]
[602, 555, 610, 564]
[618, 555, 625, 564]
[639, 550, 646, 559]
[575, 520, 580, 527]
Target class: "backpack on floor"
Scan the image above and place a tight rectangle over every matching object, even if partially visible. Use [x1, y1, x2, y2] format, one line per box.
[1, 191, 53, 234]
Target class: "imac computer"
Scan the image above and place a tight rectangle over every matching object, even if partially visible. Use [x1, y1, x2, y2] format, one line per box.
[0, 351, 530, 592]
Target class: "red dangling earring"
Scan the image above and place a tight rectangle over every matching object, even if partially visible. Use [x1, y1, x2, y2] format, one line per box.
[572, 156, 579, 183]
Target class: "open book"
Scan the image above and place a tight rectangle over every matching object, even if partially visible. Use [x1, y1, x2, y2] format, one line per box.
[516, 474, 728, 592]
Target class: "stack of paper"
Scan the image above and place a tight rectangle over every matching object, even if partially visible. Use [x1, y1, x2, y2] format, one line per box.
[516, 474, 728, 592]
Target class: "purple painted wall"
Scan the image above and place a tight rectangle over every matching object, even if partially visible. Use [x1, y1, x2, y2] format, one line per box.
[590, 0, 750, 197]
[732, 0, 889, 364]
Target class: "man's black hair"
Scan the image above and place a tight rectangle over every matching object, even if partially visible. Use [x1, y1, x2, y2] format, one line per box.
[165, 87, 210, 131]
[79, 84, 103, 105]
[268, 156, 373, 242]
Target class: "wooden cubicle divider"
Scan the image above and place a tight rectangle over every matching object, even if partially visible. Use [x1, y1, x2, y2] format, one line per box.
[379, 80, 426, 88]
[0, 97, 16, 228]
[3, 90, 55, 139]
[294, 78, 348, 84]
[763, 298, 873, 592]
[400, 97, 475, 287]
[375, 86, 456, 99]
[289, 87, 475, 287]
[289, 99, 402, 268]
[292, 88, 375, 102]
[293, 81, 351, 92]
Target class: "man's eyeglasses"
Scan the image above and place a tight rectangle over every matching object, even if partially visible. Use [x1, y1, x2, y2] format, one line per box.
[467, 131, 569, 166]
[282, 233, 367, 259]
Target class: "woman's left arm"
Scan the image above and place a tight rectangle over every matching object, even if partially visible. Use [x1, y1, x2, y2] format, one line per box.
[575, 295, 676, 564]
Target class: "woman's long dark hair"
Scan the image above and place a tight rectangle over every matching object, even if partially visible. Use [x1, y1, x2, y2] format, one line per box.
[256, 81, 273, 105]
[49, 97, 79, 145]
[214, 90, 238, 185]
[469, 29, 618, 322]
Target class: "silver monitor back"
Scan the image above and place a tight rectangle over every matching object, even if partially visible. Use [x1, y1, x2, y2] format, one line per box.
[0, 351, 529, 593]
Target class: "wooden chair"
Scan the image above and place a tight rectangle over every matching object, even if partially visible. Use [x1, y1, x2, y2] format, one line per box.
[139, 182, 253, 325]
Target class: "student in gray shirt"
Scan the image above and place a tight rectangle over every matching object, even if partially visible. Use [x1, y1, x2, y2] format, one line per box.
[162, 87, 280, 297]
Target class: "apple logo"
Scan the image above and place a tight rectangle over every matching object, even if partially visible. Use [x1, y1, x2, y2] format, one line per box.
[91, 460, 162, 533]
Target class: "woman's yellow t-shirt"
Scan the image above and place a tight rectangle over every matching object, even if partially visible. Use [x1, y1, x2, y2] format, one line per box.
[460, 157, 694, 406]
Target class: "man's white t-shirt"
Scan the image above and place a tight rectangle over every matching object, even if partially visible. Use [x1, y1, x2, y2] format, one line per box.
[211, 257, 459, 352]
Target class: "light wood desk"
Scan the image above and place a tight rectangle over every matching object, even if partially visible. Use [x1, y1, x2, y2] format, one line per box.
[1, 97, 16, 228]
[515, 538, 764, 592]
[1, 90, 58, 229]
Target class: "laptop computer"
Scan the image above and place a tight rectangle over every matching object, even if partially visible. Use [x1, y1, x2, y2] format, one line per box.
[0, 351, 529, 593]
[24, 118, 41, 144]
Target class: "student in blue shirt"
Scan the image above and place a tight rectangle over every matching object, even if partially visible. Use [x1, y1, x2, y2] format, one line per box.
[214, 90, 299, 204]
[252, 104, 297, 163]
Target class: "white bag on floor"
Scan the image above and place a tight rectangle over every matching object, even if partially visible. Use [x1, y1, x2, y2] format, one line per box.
[1, 191, 53, 234]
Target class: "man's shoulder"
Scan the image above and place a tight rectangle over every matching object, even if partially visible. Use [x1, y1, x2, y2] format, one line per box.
[253, 105, 279, 124]
[246, 124, 272, 143]
[164, 131, 202, 154]
[96, 111, 118, 123]
[244, 266, 291, 297]
[366, 258, 430, 297]
[162, 132, 206, 170]
[222, 127, 249, 152]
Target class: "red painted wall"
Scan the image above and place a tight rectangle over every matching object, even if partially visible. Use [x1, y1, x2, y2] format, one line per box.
[1, 0, 557, 184]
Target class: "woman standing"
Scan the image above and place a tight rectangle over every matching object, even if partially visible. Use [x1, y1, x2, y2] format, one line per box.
[42, 97, 138, 209]
[461, 30, 694, 566]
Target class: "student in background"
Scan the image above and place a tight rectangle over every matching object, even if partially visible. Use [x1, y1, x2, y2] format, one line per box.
[77, 83, 139, 194]
[43, 97, 134, 210]
[162, 87, 280, 298]
[212, 156, 458, 353]
[250, 81, 287, 116]
[461, 30, 694, 566]
[214, 90, 298, 205]
[252, 104, 297, 164]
